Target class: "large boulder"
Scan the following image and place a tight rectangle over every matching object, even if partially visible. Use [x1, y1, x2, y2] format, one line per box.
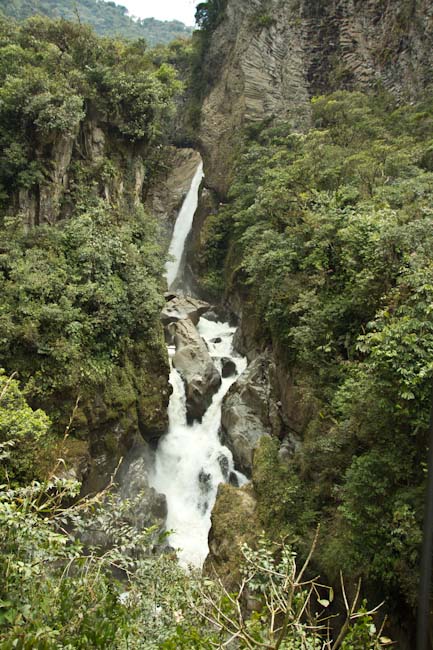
[221, 357, 237, 378]
[118, 443, 167, 530]
[171, 318, 221, 422]
[161, 295, 210, 327]
[221, 353, 283, 475]
[204, 483, 259, 589]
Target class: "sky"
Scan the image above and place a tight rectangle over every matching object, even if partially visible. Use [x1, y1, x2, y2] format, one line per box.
[118, 0, 199, 26]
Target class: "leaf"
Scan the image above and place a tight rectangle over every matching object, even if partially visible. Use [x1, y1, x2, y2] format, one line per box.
[318, 598, 330, 607]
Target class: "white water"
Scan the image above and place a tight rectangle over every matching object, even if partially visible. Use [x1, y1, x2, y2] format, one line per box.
[150, 158, 248, 568]
[165, 162, 204, 289]
[151, 322, 246, 567]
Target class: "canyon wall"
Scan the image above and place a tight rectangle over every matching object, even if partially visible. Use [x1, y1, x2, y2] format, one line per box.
[198, 0, 433, 196]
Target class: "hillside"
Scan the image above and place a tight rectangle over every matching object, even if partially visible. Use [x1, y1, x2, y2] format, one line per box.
[0, 0, 194, 44]
[1, 1, 433, 648]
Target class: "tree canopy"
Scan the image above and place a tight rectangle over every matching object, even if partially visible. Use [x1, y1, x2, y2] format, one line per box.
[0, 0, 193, 45]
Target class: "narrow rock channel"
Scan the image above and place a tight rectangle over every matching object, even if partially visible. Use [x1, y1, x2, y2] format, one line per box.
[149, 161, 248, 568]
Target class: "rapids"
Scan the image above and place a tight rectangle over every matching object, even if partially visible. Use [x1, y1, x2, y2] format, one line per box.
[150, 161, 247, 567]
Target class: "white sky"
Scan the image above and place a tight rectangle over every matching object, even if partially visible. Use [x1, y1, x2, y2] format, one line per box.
[116, 0, 199, 25]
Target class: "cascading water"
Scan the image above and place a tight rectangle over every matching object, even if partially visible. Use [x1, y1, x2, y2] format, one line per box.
[165, 161, 204, 290]
[150, 161, 247, 568]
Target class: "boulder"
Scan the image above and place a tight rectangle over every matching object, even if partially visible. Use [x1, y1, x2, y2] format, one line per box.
[161, 295, 210, 327]
[221, 357, 237, 378]
[221, 353, 283, 475]
[118, 445, 167, 529]
[204, 483, 259, 589]
[171, 318, 221, 421]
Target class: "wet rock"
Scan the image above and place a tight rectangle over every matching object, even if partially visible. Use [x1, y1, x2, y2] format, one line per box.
[147, 147, 201, 240]
[229, 471, 239, 487]
[171, 318, 221, 421]
[203, 310, 220, 322]
[80, 442, 166, 552]
[161, 295, 210, 326]
[221, 353, 283, 475]
[119, 453, 167, 528]
[211, 337, 222, 344]
[217, 453, 230, 480]
[204, 483, 259, 589]
[221, 357, 237, 378]
[198, 469, 212, 493]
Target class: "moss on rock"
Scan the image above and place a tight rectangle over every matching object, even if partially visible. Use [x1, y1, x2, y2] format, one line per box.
[204, 483, 260, 589]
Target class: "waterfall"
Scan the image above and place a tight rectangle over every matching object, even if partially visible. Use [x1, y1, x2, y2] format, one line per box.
[152, 325, 246, 567]
[150, 159, 247, 568]
[165, 162, 204, 290]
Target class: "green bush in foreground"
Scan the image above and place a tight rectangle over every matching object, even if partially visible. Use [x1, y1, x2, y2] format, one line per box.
[0, 373, 391, 649]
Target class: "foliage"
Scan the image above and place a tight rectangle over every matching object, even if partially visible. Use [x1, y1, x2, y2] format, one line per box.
[167, 534, 392, 649]
[197, 90, 433, 609]
[0, 0, 193, 45]
[0, 15, 182, 199]
[0, 16, 179, 422]
[0, 476, 194, 648]
[0, 379, 392, 649]
[195, 0, 227, 33]
[0, 371, 53, 483]
[253, 437, 315, 541]
[0, 200, 165, 399]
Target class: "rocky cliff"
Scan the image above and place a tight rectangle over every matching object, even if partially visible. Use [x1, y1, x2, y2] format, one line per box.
[195, 5, 432, 642]
[189, 0, 433, 430]
[198, 0, 433, 196]
[4, 104, 202, 492]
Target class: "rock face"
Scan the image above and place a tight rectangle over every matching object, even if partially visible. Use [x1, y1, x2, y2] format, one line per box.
[147, 147, 202, 242]
[80, 337, 171, 494]
[161, 294, 210, 327]
[221, 357, 237, 378]
[196, 0, 433, 197]
[204, 483, 260, 589]
[80, 442, 167, 552]
[7, 109, 174, 496]
[221, 353, 284, 475]
[171, 318, 221, 421]
[118, 443, 167, 530]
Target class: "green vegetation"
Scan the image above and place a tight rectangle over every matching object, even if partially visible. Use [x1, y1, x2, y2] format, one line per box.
[198, 90, 433, 611]
[0, 0, 193, 45]
[0, 377, 390, 648]
[0, 16, 181, 430]
[195, 0, 227, 33]
[0, 379, 194, 648]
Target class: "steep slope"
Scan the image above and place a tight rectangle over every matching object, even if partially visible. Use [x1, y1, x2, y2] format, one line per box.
[0, 16, 187, 488]
[0, 0, 193, 44]
[189, 1, 433, 645]
[197, 0, 433, 195]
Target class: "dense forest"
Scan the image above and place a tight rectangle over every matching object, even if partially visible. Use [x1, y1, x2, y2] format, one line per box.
[1, 0, 433, 648]
[0, 0, 193, 44]
[198, 89, 433, 606]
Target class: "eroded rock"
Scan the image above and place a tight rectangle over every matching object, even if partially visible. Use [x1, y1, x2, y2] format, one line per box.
[221, 357, 237, 378]
[171, 318, 221, 421]
[221, 353, 283, 475]
[80, 442, 166, 552]
[118, 444, 167, 529]
[161, 295, 210, 327]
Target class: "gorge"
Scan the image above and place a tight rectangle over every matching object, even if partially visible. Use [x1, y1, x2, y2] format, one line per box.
[151, 160, 248, 568]
[1, 1, 433, 648]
